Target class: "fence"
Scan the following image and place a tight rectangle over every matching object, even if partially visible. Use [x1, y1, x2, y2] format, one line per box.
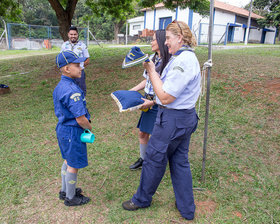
[1, 21, 157, 50]
[198, 23, 227, 45]
[3, 23, 87, 50]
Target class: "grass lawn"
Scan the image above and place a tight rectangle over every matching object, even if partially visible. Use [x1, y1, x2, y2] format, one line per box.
[0, 45, 279, 223]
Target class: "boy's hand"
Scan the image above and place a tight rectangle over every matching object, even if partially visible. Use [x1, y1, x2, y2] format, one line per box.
[76, 115, 92, 130]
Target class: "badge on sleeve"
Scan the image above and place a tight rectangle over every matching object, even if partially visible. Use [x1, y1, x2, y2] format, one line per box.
[173, 66, 184, 73]
[70, 93, 81, 102]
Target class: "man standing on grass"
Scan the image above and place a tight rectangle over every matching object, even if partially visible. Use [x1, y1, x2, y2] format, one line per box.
[61, 26, 90, 95]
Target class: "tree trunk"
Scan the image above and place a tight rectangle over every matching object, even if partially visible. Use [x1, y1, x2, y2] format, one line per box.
[278, 25, 280, 42]
[114, 21, 125, 44]
[58, 17, 72, 41]
[48, 0, 78, 41]
[114, 23, 120, 44]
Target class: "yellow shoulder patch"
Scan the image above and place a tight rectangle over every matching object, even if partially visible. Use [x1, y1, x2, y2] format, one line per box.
[70, 93, 81, 102]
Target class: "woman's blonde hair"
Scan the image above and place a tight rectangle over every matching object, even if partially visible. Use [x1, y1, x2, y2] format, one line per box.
[166, 21, 197, 48]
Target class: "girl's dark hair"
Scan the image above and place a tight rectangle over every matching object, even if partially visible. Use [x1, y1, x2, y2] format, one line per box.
[152, 30, 171, 75]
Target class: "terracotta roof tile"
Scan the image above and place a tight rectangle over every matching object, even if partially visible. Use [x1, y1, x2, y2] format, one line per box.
[141, 2, 164, 11]
[214, 0, 263, 19]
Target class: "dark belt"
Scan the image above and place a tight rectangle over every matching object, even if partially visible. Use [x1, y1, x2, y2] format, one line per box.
[159, 105, 174, 109]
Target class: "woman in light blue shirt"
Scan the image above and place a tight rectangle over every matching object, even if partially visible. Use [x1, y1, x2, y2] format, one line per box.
[122, 21, 201, 221]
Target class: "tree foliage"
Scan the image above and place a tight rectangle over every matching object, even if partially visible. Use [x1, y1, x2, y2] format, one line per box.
[86, 0, 139, 41]
[0, 0, 21, 21]
[253, 0, 280, 28]
[20, 0, 58, 26]
[139, 0, 210, 16]
[72, 0, 116, 40]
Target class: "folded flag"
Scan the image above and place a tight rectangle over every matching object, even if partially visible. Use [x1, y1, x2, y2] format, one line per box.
[111, 90, 144, 112]
[122, 46, 150, 69]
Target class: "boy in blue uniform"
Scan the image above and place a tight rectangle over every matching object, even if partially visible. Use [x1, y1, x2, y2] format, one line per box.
[53, 50, 92, 206]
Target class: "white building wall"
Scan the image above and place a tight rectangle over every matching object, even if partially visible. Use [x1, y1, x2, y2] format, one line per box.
[154, 8, 174, 30]
[129, 22, 144, 36]
[234, 27, 244, 43]
[145, 7, 199, 31]
[156, 8, 174, 18]
[265, 27, 277, 44]
[176, 8, 189, 24]
[249, 29, 262, 43]
[213, 24, 227, 43]
[214, 10, 235, 25]
[145, 10, 155, 30]
[192, 12, 205, 39]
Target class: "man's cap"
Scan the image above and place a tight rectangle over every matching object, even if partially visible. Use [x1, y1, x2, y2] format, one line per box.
[122, 46, 149, 69]
[56, 50, 87, 68]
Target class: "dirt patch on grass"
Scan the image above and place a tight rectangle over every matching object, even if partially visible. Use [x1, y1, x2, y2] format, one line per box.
[41, 66, 60, 80]
[265, 78, 280, 102]
[233, 211, 243, 218]
[220, 76, 280, 104]
[211, 71, 229, 79]
[195, 199, 217, 219]
[266, 78, 280, 91]
[241, 78, 280, 103]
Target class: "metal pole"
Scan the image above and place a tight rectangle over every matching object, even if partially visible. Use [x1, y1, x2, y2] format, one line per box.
[2, 20, 9, 49]
[87, 21, 90, 47]
[88, 30, 102, 48]
[201, 0, 214, 182]
[7, 23, 11, 49]
[125, 22, 128, 46]
[244, 0, 253, 45]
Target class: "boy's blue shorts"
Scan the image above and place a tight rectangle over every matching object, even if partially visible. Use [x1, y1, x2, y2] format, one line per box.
[56, 124, 88, 169]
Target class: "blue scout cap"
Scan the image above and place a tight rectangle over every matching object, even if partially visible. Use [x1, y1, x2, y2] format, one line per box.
[56, 50, 87, 68]
[122, 46, 149, 69]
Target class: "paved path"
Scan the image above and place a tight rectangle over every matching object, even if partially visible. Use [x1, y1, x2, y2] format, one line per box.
[0, 51, 59, 61]
[211, 44, 280, 50]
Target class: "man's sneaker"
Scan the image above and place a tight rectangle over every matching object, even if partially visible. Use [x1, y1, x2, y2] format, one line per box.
[59, 188, 82, 200]
[129, 158, 143, 170]
[64, 194, 90, 206]
[122, 199, 140, 211]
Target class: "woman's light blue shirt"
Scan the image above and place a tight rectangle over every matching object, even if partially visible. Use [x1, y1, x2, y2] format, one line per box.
[156, 50, 201, 109]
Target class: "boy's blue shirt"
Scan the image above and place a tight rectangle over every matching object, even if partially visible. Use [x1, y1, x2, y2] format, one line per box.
[53, 75, 90, 128]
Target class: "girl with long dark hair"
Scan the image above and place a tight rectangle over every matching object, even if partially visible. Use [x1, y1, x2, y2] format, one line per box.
[129, 30, 171, 170]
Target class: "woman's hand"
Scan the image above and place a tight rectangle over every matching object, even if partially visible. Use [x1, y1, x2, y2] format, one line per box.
[143, 60, 155, 74]
[140, 98, 154, 109]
